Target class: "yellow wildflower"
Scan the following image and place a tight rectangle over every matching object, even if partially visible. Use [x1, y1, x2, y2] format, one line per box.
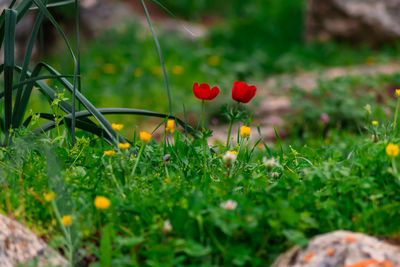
[43, 191, 56, 202]
[111, 123, 124, 131]
[240, 126, 251, 138]
[102, 64, 116, 74]
[119, 143, 131, 149]
[140, 131, 152, 143]
[396, 89, 400, 97]
[94, 196, 111, 210]
[172, 65, 183, 75]
[104, 150, 116, 156]
[372, 121, 378, 126]
[166, 120, 175, 133]
[386, 143, 399, 157]
[133, 68, 143, 77]
[61, 215, 72, 226]
[208, 56, 220, 66]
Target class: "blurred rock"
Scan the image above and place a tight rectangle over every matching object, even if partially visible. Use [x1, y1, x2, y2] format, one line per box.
[0, 213, 68, 267]
[273, 230, 400, 267]
[306, 0, 400, 44]
[0, 0, 7, 10]
[80, 0, 132, 37]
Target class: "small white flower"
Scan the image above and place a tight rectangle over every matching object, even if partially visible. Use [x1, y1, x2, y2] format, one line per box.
[263, 157, 279, 168]
[223, 151, 238, 164]
[163, 220, 172, 233]
[220, 200, 238, 210]
[271, 172, 279, 178]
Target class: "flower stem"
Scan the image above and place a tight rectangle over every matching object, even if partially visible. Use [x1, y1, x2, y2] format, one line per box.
[131, 144, 145, 178]
[201, 100, 208, 181]
[51, 201, 74, 267]
[201, 100, 205, 131]
[394, 97, 400, 137]
[108, 158, 125, 198]
[226, 120, 234, 150]
[392, 157, 398, 176]
[225, 103, 239, 150]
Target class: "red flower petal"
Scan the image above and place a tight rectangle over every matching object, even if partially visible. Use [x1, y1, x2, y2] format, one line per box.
[232, 81, 257, 103]
[193, 82, 219, 101]
[232, 81, 246, 102]
[241, 85, 257, 103]
[193, 83, 209, 100]
[199, 83, 212, 99]
[193, 82, 200, 99]
[208, 86, 220, 100]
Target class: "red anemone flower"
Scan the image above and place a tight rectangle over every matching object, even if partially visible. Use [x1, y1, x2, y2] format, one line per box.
[193, 82, 220, 101]
[231, 81, 257, 103]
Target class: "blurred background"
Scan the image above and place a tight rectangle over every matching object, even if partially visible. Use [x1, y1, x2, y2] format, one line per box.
[13, 0, 400, 141]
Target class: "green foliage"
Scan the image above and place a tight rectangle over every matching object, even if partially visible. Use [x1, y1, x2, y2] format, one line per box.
[287, 73, 400, 138]
[46, 1, 400, 127]
[0, 0, 196, 147]
[3, 1, 400, 266]
[2, 119, 400, 265]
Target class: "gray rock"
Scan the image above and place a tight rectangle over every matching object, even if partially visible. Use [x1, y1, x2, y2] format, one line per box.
[0, 213, 68, 267]
[306, 0, 400, 44]
[273, 230, 400, 267]
[80, 0, 133, 37]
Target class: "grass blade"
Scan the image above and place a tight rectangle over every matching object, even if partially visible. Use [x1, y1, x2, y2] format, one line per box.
[29, 0, 75, 10]
[100, 224, 113, 267]
[75, 0, 81, 110]
[4, 9, 17, 143]
[12, 0, 48, 128]
[33, 62, 119, 144]
[140, 0, 172, 115]
[149, 0, 197, 37]
[8, 0, 18, 9]
[0, 64, 94, 127]
[11, 74, 76, 90]
[0, 0, 33, 50]
[31, 0, 78, 145]
[30, 108, 198, 139]
[28, 113, 113, 145]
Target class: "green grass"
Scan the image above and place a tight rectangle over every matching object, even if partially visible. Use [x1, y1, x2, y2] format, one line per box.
[287, 73, 400, 139]
[3, 88, 400, 265]
[3, 1, 400, 266]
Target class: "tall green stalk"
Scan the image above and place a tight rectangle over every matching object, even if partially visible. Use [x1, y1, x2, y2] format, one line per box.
[226, 120, 234, 150]
[392, 157, 398, 175]
[225, 103, 239, 150]
[75, 0, 81, 111]
[51, 201, 74, 267]
[131, 144, 145, 178]
[140, 0, 172, 115]
[394, 96, 400, 137]
[201, 101, 207, 181]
